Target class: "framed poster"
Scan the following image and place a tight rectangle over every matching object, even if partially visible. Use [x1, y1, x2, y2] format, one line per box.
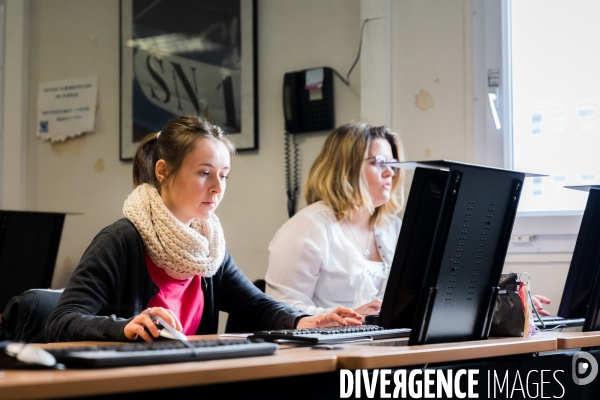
[120, 0, 258, 160]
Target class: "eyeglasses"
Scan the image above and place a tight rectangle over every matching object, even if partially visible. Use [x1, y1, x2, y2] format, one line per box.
[365, 155, 399, 175]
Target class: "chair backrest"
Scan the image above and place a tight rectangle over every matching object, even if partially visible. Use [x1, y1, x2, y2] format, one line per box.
[0, 288, 63, 343]
[254, 279, 266, 293]
[225, 279, 266, 334]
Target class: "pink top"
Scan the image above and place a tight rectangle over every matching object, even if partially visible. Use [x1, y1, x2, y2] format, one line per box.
[145, 254, 204, 335]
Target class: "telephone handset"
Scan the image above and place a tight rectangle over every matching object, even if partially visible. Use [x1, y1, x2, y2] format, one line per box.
[283, 67, 335, 134]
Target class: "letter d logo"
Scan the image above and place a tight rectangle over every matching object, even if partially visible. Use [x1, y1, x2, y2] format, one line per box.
[572, 351, 598, 385]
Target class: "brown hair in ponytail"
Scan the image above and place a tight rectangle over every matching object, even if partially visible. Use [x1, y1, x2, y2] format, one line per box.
[132, 115, 236, 190]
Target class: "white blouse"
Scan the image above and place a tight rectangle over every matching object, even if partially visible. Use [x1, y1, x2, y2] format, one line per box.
[265, 201, 402, 315]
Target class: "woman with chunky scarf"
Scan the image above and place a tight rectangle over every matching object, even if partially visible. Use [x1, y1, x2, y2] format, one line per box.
[45, 116, 362, 343]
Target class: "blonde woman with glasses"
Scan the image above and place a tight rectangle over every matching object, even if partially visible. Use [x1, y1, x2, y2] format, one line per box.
[266, 122, 405, 317]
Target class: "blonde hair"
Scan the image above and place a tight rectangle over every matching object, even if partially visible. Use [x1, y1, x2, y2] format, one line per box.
[305, 122, 405, 226]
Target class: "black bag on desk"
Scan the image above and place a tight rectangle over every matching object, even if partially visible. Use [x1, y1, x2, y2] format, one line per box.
[490, 273, 525, 337]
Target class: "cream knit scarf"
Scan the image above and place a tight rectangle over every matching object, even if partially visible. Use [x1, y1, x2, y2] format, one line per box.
[123, 183, 226, 279]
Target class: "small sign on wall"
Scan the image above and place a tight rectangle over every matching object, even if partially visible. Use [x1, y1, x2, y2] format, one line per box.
[37, 76, 98, 142]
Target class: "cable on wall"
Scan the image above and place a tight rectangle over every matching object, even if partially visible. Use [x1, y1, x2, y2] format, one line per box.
[332, 18, 370, 86]
[285, 131, 300, 218]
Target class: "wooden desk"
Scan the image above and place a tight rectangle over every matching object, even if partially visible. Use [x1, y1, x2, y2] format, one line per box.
[554, 331, 600, 349]
[332, 334, 558, 370]
[0, 344, 336, 400]
[1, 333, 598, 399]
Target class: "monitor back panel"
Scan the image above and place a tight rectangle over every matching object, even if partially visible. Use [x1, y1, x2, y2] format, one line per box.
[0, 211, 65, 310]
[378, 167, 448, 329]
[378, 164, 524, 345]
[412, 164, 524, 345]
[584, 268, 600, 332]
[572, 188, 600, 332]
[558, 188, 600, 322]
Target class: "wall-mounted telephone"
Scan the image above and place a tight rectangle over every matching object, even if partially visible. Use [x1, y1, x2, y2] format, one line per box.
[283, 67, 335, 218]
[283, 67, 335, 133]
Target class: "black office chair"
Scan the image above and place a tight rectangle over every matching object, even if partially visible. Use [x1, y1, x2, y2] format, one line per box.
[0, 288, 63, 343]
[225, 279, 266, 333]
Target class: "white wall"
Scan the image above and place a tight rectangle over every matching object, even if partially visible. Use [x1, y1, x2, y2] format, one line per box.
[27, 0, 132, 287]
[2, 0, 28, 209]
[391, 0, 473, 164]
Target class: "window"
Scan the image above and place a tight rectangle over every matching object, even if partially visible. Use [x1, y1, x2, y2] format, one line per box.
[510, 0, 600, 214]
[474, 0, 598, 217]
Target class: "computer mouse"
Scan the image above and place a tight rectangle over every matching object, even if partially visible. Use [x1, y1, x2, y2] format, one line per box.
[146, 313, 188, 341]
[0, 341, 59, 369]
[157, 325, 188, 341]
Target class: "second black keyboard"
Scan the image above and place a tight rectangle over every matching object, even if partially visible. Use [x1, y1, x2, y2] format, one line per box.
[533, 316, 585, 329]
[249, 325, 410, 344]
[46, 339, 278, 368]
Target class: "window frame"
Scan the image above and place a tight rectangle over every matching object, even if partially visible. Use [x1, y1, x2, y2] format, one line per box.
[472, 0, 582, 251]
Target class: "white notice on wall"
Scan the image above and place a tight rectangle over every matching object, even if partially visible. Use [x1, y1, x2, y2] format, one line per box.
[37, 76, 98, 142]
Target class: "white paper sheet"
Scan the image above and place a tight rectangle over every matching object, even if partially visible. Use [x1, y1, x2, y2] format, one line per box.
[37, 76, 98, 142]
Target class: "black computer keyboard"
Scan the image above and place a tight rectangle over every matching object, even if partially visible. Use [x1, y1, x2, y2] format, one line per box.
[249, 325, 410, 344]
[535, 316, 565, 322]
[46, 339, 278, 368]
[533, 315, 585, 328]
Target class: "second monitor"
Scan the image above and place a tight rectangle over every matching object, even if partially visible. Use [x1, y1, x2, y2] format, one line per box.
[556, 185, 600, 332]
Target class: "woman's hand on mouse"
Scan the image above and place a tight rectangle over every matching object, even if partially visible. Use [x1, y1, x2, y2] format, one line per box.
[124, 306, 183, 342]
[296, 307, 364, 329]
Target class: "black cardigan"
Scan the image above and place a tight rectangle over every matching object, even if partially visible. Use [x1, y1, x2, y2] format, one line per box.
[45, 219, 305, 342]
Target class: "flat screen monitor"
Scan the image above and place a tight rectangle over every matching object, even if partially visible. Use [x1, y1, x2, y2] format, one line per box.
[558, 186, 600, 332]
[0, 210, 65, 311]
[378, 161, 536, 345]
